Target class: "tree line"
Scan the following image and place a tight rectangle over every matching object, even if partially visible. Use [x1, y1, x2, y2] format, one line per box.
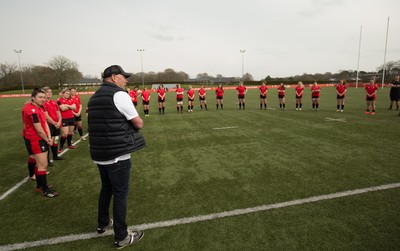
[0, 56, 82, 91]
[1, 56, 399, 91]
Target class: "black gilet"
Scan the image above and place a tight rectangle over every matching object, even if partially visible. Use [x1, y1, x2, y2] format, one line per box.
[88, 82, 138, 161]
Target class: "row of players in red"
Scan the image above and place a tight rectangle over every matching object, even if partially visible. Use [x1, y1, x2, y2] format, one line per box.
[125, 80, 379, 114]
[126, 81, 379, 103]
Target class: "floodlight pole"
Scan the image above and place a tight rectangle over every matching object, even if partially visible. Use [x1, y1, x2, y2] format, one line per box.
[14, 49, 25, 94]
[381, 17, 390, 89]
[137, 49, 145, 88]
[355, 25, 362, 89]
[240, 50, 246, 80]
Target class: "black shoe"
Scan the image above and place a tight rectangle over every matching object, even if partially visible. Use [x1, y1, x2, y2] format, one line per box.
[97, 219, 113, 234]
[43, 189, 59, 198]
[54, 156, 64, 160]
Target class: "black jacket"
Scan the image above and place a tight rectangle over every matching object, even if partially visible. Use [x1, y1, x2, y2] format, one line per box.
[87, 82, 145, 161]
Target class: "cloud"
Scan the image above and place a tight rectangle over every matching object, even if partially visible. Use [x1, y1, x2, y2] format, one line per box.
[158, 25, 176, 31]
[178, 36, 191, 41]
[298, 0, 343, 17]
[151, 34, 175, 42]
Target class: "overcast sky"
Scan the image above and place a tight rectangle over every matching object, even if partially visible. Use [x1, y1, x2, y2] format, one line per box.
[1, 0, 399, 80]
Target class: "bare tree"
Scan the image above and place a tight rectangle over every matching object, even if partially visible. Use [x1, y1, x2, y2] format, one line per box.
[127, 73, 142, 83]
[46, 55, 82, 84]
[155, 68, 175, 82]
[338, 70, 353, 80]
[196, 73, 210, 80]
[164, 68, 178, 82]
[0, 63, 18, 87]
[146, 71, 158, 82]
[177, 71, 189, 81]
[376, 60, 400, 77]
[242, 73, 254, 81]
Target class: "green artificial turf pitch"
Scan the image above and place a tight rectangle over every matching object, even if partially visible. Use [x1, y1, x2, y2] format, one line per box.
[0, 86, 399, 250]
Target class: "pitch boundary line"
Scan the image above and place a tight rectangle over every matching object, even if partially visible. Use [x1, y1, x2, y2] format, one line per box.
[1, 182, 399, 251]
[325, 117, 346, 123]
[0, 133, 89, 202]
[212, 126, 238, 130]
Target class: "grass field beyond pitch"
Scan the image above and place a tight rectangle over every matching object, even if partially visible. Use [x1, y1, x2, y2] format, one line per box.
[0, 87, 399, 251]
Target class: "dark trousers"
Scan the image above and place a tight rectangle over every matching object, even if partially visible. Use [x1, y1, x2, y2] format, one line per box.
[97, 159, 131, 242]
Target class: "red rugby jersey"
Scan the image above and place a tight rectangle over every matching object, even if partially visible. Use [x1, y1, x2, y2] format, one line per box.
[22, 102, 48, 141]
[295, 86, 304, 96]
[236, 86, 247, 95]
[43, 99, 60, 122]
[187, 89, 195, 99]
[277, 86, 285, 96]
[142, 90, 151, 101]
[198, 88, 206, 97]
[57, 97, 74, 119]
[176, 88, 184, 99]
[259, 86, 268, 96]
[157, 89, 166, 99]
[336, 84, 347, 95]
[71, 94, 81, 113]
[215, 88, 224, 97]
[365, 84, 378, 98]
[129, 90, 138, 103]
[311, 86, 321, 97]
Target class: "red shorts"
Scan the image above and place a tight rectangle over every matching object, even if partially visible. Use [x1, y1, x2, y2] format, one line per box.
[24, 137, 48, 155]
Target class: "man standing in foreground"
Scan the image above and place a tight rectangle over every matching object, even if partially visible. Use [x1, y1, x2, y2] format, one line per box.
[88, 65, 145, 249]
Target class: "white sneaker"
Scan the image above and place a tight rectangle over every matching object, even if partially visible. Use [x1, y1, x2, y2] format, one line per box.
[115, 230, 144, 249]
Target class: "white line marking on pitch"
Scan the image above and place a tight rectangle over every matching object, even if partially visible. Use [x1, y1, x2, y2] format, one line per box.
[267, 107, 276, 110]
[0, 177, 29, 201]
[212, 126, 238, 130]
[1, 182, 399, 251]
[0, 133, 89, 202]
[325, 117, 346, 122]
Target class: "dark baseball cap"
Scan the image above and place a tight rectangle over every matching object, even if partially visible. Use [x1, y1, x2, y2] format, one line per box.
[102, 65, 131, 79]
